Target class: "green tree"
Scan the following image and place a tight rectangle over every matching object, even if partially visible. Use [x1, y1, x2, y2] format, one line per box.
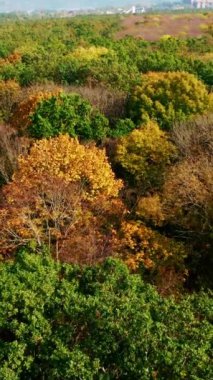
[192, 59, 213, 86]
[29, 93, 109, 140]
[138, 51, 191, 74]
[0, 251, 212, 379]
[109, 118, 135, 138]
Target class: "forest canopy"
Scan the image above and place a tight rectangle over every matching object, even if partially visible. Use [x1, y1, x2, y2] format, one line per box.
[0, 11, 212, 379]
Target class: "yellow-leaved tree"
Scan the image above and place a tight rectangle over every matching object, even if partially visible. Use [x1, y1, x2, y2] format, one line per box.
[0, 135, 124, 263]
[128, 71, 211, 130]
[72, 46, 109, 61]
[115, 121, 176, 193]
[115, 220, 188, 295]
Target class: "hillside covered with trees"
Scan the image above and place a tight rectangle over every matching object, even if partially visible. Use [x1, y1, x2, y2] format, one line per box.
[0, 12, 212, 379]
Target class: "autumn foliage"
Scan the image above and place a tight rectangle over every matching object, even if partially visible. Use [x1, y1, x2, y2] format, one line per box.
[0, 17, 212, 289]
[0, 80, 21, 122]
[0, 52, 21, 67]
[0, 14, 213, 379]
[128, 71, 210, 130]
[115, 121, 176, 192]
[10, 86, 62, 131]
[116, 221, 187, 294]
[162, 156, 213, 237]
[0, 135, 123, 262]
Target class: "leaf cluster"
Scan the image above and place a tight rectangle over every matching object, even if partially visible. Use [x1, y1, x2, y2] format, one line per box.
[0, 251, 212, 379]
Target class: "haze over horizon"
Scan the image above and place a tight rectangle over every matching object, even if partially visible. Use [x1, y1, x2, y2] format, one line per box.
[0, 0, 153, 12]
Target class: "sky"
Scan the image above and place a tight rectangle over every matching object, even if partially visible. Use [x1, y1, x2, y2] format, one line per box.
[0, 0, 145, 12]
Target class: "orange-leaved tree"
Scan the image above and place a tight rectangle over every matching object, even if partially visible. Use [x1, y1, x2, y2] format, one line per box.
[116, 221, 188, 295]
[0, 52, 22, 67]
[0, 135, 124, 263]
[0, 80, 21, 122]
[162, 156, 213, 238]
[10, 85, 62, 132]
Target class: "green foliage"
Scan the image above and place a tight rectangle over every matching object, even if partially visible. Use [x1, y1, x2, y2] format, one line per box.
[109, 118, 136, 138]
[54, 57, 91, 86]
[0, 42, 12, 58]
[0, 16, 212, 89]
[159, 36, 187, 53]
[128, 71, 210, 130]
[29, 93, 109, 140]
[192, 59, 213, 86]
[186, 36, 212, 54]
[88, 52, 141, 91]
[0, 250, 212, 379]
[138, 51, 191, 73]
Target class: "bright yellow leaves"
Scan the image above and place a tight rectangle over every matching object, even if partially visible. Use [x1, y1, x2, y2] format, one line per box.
[0, 135, 123, 261]
[116, 220, 187, 295]
[115, 121, 176, 192]
[16, 134, 123, 199]
[72, 46, 109, 61]
[129, 71, 211, 129]
[118, 221, 185, 269]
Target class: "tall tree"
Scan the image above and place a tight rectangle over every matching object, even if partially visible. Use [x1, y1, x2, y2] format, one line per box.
[0, 135, 123, 262]
[128, 71, 210, 130]
[115, 121, 176, 193]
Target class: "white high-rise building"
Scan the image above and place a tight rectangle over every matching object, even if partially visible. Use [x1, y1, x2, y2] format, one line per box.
[124, 5, 145, 14]
[191, 0, 213, 8]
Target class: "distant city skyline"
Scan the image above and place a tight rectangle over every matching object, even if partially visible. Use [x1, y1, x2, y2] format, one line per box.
[0, 0, 152, 12]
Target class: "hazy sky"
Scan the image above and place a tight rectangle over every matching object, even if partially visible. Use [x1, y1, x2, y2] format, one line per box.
[0, 0, 140, 11]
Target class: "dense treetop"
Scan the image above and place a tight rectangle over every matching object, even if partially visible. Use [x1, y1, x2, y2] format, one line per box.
[0, 251, 212, 380]
[128, 71, 211, 130]
[0, 15, 212, 89]
[0, 13, 212, 378]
